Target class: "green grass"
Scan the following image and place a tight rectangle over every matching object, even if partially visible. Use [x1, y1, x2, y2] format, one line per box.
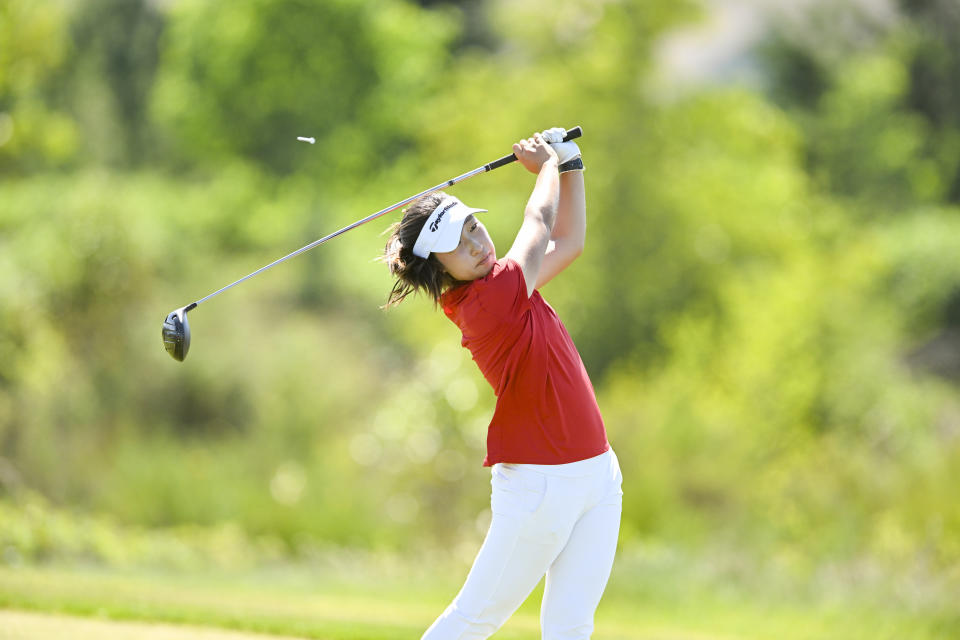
[1, 609, 309, 640]
[0, 553, 957, 640]
[0, 564, 438, 639]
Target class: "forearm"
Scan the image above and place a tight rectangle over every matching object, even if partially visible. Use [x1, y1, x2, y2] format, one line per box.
[550, 170, 585, 249]
[506, 132, 560, 296]
[525, 157, 560, 232]
[506, 157, 559, 296]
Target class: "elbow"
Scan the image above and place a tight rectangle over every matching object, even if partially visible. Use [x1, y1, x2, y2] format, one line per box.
[525, 202, 556, 225]
[572, 239, 585, 257]
[551, 235, 584, 261]
[527, 207, 557, 238]
[559, 240, 583, 268]
[567, 238, 584, 260]
[538, 202, 559, 231]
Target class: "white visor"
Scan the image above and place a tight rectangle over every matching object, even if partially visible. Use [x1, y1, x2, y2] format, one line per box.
[412, 196, 487, 258]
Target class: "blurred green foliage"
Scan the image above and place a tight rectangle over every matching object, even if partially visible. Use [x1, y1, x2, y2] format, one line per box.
[1, 0, 959, 601]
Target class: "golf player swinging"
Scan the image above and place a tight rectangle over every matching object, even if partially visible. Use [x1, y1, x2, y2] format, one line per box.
[383, 128, 622, 639]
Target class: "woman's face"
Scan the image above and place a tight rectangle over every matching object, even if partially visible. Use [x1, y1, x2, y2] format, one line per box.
[434, 215, 496, 281]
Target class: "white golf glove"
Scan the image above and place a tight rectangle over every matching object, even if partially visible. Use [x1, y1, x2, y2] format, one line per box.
[539, 126, 581, 165]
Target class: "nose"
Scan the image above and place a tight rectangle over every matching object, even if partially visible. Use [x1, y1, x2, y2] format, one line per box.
[468, 237, 483, 255]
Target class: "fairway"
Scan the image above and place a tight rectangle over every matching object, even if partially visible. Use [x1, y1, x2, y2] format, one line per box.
[0, 609, 308, 640]
[0, 563, 954, 640]
[0, 608, 738, 640]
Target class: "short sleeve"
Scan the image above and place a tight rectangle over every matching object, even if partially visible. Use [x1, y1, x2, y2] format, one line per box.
[443, 259, 531, 341]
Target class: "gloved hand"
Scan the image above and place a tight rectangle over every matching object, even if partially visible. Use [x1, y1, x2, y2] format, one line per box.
[540, 127, 581, 165]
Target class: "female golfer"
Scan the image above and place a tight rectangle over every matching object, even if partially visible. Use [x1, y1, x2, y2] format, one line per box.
[383, 128, 622, 640]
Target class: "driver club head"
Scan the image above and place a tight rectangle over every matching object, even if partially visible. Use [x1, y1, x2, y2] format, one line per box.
[162, 304, 194, 361]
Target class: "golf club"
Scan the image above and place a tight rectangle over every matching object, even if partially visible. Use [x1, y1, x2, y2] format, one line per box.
[162, 126, 583, 361]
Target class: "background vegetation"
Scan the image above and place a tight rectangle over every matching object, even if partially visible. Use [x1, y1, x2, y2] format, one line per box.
[1, 0, 959, 635]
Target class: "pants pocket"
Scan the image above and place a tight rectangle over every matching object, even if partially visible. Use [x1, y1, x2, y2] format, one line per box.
[490, 464, 548, 519]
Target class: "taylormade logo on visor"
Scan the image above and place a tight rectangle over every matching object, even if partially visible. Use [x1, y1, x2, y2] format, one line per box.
[412, 197, 488, 258]
[430, 202, 456, 233]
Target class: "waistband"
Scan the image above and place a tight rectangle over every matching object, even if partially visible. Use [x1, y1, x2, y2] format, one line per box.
[496, 448, 615, 478]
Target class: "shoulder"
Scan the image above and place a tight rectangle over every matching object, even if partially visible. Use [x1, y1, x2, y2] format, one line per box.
[485, 257, 524, 287]
[442, 259, 529, 328]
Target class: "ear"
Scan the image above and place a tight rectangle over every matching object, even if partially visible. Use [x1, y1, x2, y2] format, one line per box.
[430, 254, 449, 274]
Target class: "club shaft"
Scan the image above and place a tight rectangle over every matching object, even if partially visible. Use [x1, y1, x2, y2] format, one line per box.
[194, 167, 486, 305]
[193, 126, 582, 307]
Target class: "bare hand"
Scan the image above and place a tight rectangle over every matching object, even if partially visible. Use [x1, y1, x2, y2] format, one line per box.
[513, 133, 559, 175]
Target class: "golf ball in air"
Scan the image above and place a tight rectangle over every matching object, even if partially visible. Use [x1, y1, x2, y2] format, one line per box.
[297, 136, 315, 144]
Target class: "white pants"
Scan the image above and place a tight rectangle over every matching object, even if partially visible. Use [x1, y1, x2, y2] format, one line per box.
[422, 449, 623, 640]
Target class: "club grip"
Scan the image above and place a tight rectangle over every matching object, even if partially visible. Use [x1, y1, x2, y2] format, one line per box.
[484, 125, 583, 171]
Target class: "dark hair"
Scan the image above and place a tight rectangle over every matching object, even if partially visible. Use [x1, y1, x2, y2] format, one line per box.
[381, 191, 459, 307]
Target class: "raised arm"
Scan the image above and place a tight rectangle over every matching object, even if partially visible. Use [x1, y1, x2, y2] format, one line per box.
[535, 168, 585, 289]
[504, 133, 560, 298]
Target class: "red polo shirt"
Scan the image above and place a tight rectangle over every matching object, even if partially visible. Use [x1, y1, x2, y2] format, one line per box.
[441, 259, 609, 466]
